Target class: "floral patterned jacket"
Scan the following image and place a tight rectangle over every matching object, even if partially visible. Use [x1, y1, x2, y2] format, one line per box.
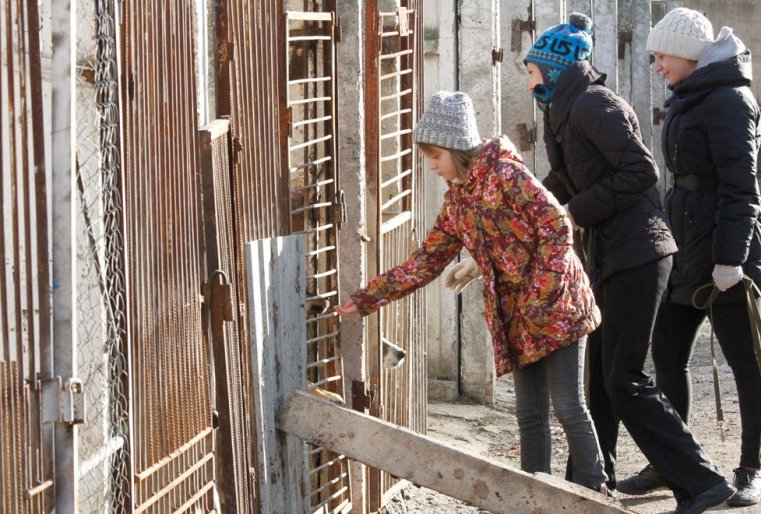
[351, 136, 600, 375]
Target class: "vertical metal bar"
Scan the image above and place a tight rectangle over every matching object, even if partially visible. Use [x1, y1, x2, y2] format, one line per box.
[198, 123, 238, 513]
[51, 0, 78, 511]
[25, 0, 53, 506]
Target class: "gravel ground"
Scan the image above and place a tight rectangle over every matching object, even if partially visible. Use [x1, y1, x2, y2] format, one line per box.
[381, 321, 758, 514]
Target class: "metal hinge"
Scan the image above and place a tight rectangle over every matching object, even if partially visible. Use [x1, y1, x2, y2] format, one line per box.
[41, 376, 86, 425]
[653, 107, 667, 126]
[335, 15, 342, 43]
[618, 30, 633, 59]
[335, 189, 346, 228]
[516, 122, 537, 152]
[286, 106, 294, 138]
[492, 47, 504, 64]
[511, 18, 535, 52]
[352, 379, 376, 412]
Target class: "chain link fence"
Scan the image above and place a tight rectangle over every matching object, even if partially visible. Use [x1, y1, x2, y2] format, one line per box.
[74, 1, 129, 511]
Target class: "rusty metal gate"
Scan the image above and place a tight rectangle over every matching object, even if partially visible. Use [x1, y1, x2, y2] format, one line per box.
[119, 2, 220, 511]
[283, 8, 352, 513]
[0, 0, 52, 511]
[215, 1, 353, 511]
[365, 1, 427, 510]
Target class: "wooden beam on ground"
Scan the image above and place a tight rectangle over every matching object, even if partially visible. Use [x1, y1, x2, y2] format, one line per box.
[279, 391, 631, 514]
[246, 236, 311, 514]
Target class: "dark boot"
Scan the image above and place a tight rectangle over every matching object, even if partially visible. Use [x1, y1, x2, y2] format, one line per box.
[727, 467, 761, 507]
[674, 479, 735, 514]
[616, 464, 668, 495]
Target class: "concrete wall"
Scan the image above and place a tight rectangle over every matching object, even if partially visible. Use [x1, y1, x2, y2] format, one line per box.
[423, 1, 460, 402]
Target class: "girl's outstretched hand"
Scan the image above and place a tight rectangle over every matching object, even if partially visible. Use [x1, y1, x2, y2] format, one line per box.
[334, 299, 359, 317]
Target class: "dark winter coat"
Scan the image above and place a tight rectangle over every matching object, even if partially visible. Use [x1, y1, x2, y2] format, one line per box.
[541, 61, 677, 284]
[662, 49, 761, 305]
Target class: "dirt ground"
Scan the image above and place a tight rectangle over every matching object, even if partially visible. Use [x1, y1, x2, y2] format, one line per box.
[382, 321, 758, 514]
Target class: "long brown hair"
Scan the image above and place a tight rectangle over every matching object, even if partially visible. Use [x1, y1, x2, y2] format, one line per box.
[417, 142, 481, 183]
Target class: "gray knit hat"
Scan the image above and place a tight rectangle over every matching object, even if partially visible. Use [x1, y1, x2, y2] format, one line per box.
[647, 7, 714, 60]
[413, 92, 481, 151]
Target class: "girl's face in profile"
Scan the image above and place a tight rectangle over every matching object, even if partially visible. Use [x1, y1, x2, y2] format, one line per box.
[526, 62, 544, 92]
[652, 52, 697, 86]
[422, 147, 461, 184]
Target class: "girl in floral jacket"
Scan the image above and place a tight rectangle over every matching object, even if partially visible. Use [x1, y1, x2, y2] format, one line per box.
[335, 91, 608, 492]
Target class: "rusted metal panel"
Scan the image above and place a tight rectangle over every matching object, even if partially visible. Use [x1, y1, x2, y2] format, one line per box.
[119, 1, 216, 511]
[0, 0, 53, 511]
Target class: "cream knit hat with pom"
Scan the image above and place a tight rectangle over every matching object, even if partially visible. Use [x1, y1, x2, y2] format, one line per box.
[647, 7, 714, 60]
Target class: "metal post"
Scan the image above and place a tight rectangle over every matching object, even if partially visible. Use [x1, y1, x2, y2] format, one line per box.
[51, 0, 79, 511]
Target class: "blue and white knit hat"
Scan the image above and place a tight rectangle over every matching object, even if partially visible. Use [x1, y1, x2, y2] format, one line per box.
[413, 92, 481, 151]
[524, 13, 594, 88]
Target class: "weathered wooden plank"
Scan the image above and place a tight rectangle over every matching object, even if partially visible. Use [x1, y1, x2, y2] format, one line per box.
[246, 236, 310, 514]
[279, 391, 631, 514]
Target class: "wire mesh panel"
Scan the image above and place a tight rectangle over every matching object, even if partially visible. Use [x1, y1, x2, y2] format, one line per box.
[74, 0, 130, 511]
[120, 1, 216, 512]
[284, 10, 351, 513]
[0, 0, 52, 512]
[366, 1, 427, 509]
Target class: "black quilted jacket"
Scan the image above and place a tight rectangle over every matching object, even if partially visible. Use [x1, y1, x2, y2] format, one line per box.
[541, 61, 677, 284]
[662, 50, 761, 305]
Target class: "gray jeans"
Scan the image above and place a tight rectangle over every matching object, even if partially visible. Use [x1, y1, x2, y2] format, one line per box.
[513, 338, 607, 488]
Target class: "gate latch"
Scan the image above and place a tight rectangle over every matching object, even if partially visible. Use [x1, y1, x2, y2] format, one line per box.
[42, 376, 86, 425]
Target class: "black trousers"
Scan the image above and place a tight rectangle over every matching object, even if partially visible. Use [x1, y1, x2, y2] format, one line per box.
[652, 300, 761, 469]
[586, 257, 725, 497]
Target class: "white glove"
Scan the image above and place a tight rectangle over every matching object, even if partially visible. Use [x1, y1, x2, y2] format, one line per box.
[562, 204, 578, 231]
[443, 257, 482, 294]
[712, 264, 744, 292]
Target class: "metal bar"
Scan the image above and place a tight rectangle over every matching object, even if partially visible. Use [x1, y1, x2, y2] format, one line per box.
[379, 68, 413, 81]
[380, 128, 412, 141]
[380, 29, 416, 38]
[288, 35, 331, 42]
[380, 148, 412, 163]
[288, 95, 332, 106]
[306, 331, 340, 346]
[292, 115, 333, 129]
[289, 76, 331, 86]
[289, 134, 333, 152]
[379, 88, 413, 101]
[306, 356, 342, 370]
[172, 480, 215, 514]
[291, 178, 334, 194]
[380, 190, 412, 213]
[285, 11, 333, 21]
[380, 212, 413, 235]
[134, 452, 214, 514]
[381, 169, 413, 189]
[291, 200, 333, 216]
[51, 1, 78, 511]
[379, 49, 413, 60]
[380, 108, 412, 121]
[289, 155, 332, 172]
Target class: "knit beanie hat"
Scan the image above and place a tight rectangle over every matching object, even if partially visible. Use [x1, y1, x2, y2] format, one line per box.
[647, 7, 714, 60]
[524, 13, 594, 88]
[413, 91, 481, 151]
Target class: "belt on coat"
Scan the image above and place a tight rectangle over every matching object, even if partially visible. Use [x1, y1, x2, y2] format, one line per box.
[672, 174, 719, 192]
